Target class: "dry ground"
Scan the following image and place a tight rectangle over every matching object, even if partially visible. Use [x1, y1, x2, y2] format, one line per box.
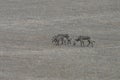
[0, 0, 120, 80]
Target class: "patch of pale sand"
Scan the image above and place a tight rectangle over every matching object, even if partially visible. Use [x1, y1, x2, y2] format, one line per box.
[0, 47, 96, 55]
[106, 21, 120, 26]
[2, 11, 119, 27]
[10, 19, 51, 26]
[24, 77, 95, 80]
[24, 77, 69, 80]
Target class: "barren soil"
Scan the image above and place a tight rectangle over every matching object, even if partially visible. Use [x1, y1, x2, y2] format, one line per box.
[0, 0, 120, 80]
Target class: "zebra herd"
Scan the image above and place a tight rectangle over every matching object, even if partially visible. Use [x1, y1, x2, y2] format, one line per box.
[52, 34, 95, 47]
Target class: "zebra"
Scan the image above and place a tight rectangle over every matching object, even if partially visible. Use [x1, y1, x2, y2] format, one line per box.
[52, 34, 70, 45]
[74, 35, 95, 47]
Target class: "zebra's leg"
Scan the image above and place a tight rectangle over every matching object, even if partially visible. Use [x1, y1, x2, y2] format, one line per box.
[64, 38, 68, 45]
[73, 41, 76, 46]
[61, 38, 64, 45]
[57, 38, 62, 45]
[63, 40, 66, 45]
[67, 40, 69, 45]
[91, 41, 93, 47]
[87, 39, 91, 47]
[83, 41, 85, 47]
[69, 40, 71, 45]
[55, 40, 58, 46]
[52, 39, 56, 45]
[57, 39, 61, 46]
[54, 40, 57, 45]
[64, 39, 67, 45]
[91, 41, 95, 47]
[55, 38, 60, 46]
[80, 40, 84, 47]
[79, 40, 82, 47]
[67, 38, 71, 45]
[82, 40, 85, 47]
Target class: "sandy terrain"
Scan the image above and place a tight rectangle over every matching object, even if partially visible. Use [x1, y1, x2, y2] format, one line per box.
[0, 0, 120, 80]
